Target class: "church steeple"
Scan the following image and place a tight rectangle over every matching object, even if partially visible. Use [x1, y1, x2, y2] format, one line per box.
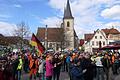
[64, 0, 74, 19]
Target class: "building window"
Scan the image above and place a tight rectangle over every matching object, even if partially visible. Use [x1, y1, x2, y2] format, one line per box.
[95, 36, 97, 39]
[49, 43, 52, 48]
[103, 41, 105, 45]
[92, 41, 94, 46]
[96, 41, 98, 46]
[100, 36, 102, 39]
[67, 21, 70, 27]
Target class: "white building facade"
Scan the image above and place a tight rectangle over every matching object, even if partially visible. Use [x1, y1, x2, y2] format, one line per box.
[84, 28, 120, 53]
[84, 29, 107, 53]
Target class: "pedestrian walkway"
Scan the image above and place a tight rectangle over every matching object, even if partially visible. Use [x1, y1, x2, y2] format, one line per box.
[59, 72, 70, 80]
[115, 75, 120, 80]
[22, 71, 120, 80]
[22, 72, 70, 80]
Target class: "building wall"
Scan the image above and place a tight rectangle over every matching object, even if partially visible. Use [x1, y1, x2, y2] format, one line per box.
[42, 41, 61, 51]
[84, 30, 107, 53]
[74, 36, 79, 49]
[63, 19, 75, 49]
[91, 30, 107, 48]
[84, 41, 92, 53]
[107, 34, 120, 44]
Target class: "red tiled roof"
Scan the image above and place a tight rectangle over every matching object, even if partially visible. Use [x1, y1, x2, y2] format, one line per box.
[0, 35, 29, 46]
[102, 28, 120, 35]
[84, 34, 94, 41]
[36, 28, 64, 42]
[0, 36, 7, 46]
[5, 36, 22, 45]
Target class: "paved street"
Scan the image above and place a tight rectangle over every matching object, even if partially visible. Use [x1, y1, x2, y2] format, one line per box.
[22, 72, 70, 80]
[22, 70, 120, 80]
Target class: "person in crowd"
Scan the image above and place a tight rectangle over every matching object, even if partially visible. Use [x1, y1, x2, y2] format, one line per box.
[45, 54, 54, 80]
[78, 54, 85, 69]
[71, 59, 86, 80]
[66, 54, 71, 72]
[17, 54, 23, 80]
[38, 55, 46, 80]
[3, 58, 13, 80]
[95, 53, 104, 80]
[101, 53, 111, 80]
[11, 54, 19, 80]
[23, 53, 29, 73]
[29, 54, 39, 80]
[83, 54, 94, 80]
[112, 53, 119, 75]
[62, 54, 67, 72]
[53, 54, 62, 80]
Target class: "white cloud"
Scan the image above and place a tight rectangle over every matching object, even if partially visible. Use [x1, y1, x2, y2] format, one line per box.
[101, 5, 120, 19]
[48, 0, 66, 12]
[13, 4, 22, 8]
[41, 17, 62, 27]
[104, 22, 120, 27]
[0, 22, 17, 36]
[104, 22, 120, 30]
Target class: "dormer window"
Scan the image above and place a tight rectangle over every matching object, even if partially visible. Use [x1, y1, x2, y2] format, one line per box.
[67, 21, 70, 27]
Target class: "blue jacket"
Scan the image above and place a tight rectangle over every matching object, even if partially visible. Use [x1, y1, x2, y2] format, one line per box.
[66, 56, 70, 63]
[71, 65, 84, 80]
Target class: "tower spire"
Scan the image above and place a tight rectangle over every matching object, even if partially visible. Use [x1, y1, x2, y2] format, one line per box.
[64, 0, 73, 19]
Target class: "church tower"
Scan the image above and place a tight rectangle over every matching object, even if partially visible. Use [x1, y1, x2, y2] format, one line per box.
[63, 0, 74, 49]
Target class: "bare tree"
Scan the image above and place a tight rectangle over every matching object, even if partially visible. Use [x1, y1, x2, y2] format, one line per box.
[14, 21, 30, 48]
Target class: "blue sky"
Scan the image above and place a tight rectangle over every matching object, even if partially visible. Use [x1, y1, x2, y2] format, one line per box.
[0, 0, 120, 38]
[0, 0, 54, 32]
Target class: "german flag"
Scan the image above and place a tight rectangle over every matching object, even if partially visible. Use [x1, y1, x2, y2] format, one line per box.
[30, 33, 45, 55]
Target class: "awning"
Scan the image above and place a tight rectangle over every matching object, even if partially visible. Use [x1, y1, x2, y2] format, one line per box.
[100, 45, 120, 50]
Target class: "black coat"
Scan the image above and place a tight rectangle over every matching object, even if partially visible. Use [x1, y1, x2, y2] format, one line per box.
[52, 58, 61, 73]
[83, 58, 94, 80]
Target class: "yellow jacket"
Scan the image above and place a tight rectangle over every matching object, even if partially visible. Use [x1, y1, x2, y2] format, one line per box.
[17, 58, 23, 70]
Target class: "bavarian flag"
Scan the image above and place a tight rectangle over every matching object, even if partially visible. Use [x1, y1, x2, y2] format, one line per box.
[30, 33, 45, 55]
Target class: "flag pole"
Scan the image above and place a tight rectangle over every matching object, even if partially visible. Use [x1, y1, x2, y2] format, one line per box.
[45, 25, 48, 51]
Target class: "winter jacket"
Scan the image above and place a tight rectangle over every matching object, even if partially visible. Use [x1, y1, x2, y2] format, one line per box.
[38, 60, 45, 73]
[71, 65, 84, 80]
[29, 58, 38, 69]
[45, 60, 53, 77]
[17, 58, 23, 70]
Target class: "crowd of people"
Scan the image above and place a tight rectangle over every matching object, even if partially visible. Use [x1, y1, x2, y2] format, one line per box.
[0, 48, 120, 80]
